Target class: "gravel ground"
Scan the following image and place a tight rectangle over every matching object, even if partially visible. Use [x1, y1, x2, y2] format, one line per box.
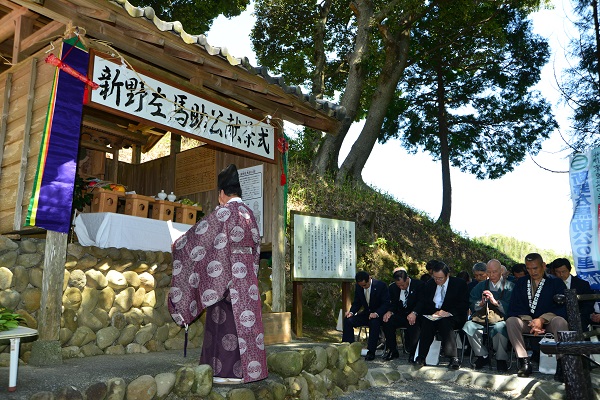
[336, 379, 515, 400]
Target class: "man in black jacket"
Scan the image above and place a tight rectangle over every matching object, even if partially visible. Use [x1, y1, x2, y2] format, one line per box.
[412, 260, 469, 370]
[342, 271, 390, 360]
[381, 269, 425, 362]
[552, 258, 594, 331]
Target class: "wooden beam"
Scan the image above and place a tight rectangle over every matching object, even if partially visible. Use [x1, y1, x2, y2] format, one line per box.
[13, 14, 34, 64]
[13, 58, 36, 230]
[19, 20, 64, 58]
[0, 7, 36, 43]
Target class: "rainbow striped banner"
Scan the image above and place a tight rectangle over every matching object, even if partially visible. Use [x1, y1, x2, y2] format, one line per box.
[26, 40, 89, 233]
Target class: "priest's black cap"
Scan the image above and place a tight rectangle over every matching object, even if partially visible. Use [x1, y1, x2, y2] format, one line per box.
[218, 164, 242, 197]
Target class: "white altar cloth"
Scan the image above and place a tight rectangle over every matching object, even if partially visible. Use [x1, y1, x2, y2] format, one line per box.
[74, 213, 192, 252]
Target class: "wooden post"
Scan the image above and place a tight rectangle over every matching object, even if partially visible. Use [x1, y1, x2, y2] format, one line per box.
[271, 163, 285, 312]
[557, 330, 593, 400]
[292, 281, 303, 337]
[0, 73, 12, 186]
[29, 230, 67, 366]
[14, 60, 36, 230]
[111, 148, 119, 182]
[342, 282, 352, 314]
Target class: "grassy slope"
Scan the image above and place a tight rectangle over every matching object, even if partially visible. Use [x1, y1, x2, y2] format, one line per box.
[286, 162, 516, 328]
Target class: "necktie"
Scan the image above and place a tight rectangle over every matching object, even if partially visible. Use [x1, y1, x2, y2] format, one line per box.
[401, 290, 407, 307]
[365, 288, 370, 305]
[440, 285, 446, 302]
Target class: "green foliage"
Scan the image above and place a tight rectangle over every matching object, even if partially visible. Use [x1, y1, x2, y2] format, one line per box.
[474, 234, 573, 266]
[560, 0, 600, 150]
[0, 308, 23, 331]
[386, 6, 556, 180]
[129, 0, 250, 34]
[72, 175, 92, 212]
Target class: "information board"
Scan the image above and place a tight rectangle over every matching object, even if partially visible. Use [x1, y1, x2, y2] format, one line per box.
[239, 165, 264, 237]
[292, 212, 356, 280]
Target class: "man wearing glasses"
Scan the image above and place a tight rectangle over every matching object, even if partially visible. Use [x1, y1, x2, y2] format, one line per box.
[412, 260, 469, 370]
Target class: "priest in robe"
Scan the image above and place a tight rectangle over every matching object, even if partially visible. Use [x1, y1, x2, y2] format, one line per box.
[169, 164, 267, 383]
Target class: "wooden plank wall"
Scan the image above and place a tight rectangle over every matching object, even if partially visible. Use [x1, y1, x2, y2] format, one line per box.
[113, 147, 279, 245]
[0, 49, 56, 234]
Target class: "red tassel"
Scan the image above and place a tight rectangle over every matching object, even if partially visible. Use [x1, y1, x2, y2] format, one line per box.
[280, 173, 286, 186]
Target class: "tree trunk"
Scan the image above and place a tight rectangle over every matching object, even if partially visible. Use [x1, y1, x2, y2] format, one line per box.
[435, 62, 452, 225]
[336, 27, 411, 183]
[311, 0, 374, 176]
[312, 0, 332, 98]
[592, 0, 600, 94]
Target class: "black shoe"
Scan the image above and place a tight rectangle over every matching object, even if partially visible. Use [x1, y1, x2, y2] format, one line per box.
[554, 360, 564, 382]
[496, 360, 508, 372]
[365, 352, 375, 361]
[448, 357, 461, 370]
[474, 356, 490, 370]
[383, 350, 400, 361]
[408, 354, 416, 364]
[517, 358, 532, 377]
[414, 356, 426, 368]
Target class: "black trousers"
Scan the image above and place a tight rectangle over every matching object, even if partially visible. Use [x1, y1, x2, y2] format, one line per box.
[417, 316, 461, 359]
[342, 313, 382, 354]
[382, 313, 420, 358]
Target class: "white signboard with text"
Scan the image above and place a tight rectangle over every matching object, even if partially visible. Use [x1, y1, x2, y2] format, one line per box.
[88, 53, 274, 160]
[239, 165, 264, 237]
[292, 212, 356, 280]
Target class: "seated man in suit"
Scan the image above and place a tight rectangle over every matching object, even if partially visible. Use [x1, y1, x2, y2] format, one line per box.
[552, 258, 594, 330]
[412, 260, 469, 370]
[342, 270, 390, 360]
[507, 253, 568, 381]
[381, 269, 424, 362]
[463, 259, 514, 371]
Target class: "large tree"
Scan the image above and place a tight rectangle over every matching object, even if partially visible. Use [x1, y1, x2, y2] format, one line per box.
[253, 0, 552, 188]
[561, 0, 600, 150]
[130, 0, 250, 33]
[381, 5, 556, 225]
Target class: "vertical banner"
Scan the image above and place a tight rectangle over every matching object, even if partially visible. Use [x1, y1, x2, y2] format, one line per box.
[26, 40, 89, 233]
[239, 165, 264, 237]
[569, 149, 600, 290]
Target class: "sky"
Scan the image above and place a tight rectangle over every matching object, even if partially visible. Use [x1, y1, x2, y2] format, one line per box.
[206, 1, 578, 254]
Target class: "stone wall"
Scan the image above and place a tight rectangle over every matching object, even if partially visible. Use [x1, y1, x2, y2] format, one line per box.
[0, 236, 206, 363]
[25, 343, 372, 400]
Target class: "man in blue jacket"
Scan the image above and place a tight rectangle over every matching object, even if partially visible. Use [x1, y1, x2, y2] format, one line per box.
[342, 271, 390, 360]
[507, 253, 568, 381]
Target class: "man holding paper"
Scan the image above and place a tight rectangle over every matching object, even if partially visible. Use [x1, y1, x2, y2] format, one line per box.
[412, 260, 469, 370]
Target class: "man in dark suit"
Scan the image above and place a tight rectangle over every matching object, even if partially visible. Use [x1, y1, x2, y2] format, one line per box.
[381, 269, 425, 362]
[552, 258, 594, 330]
[507, 253, 568, 381]
[342, 270, 390, 360]
[412, 260, 469, 370]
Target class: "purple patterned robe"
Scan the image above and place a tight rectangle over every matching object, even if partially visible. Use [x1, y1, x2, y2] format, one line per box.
[168, 199, 268, 382]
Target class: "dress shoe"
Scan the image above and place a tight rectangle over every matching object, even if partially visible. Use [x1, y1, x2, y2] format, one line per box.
[496, 360, 508, 372]
[448, 357, 461, 370]
[383, 350, 400, 361]
[554, 360, 564, 382]
[365, 352, 375, 361]
[474, 356, 490, 370]
[517, 358, 532, 377]
[414, 356, 426, 368]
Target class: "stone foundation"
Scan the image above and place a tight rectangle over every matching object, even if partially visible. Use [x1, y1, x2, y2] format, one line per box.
[0, 236, 277, 364]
